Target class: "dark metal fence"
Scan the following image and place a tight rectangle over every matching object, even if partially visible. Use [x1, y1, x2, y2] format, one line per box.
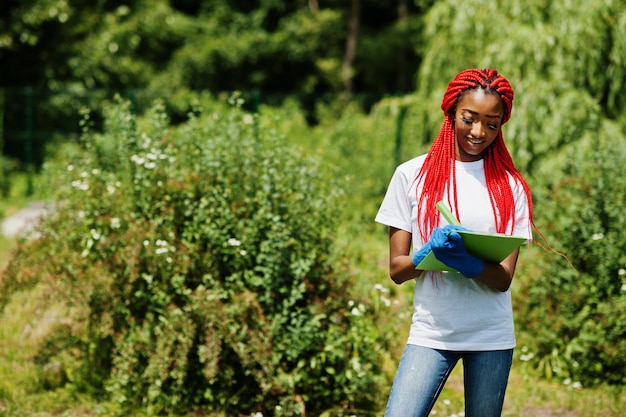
[1, 87, 405, 197]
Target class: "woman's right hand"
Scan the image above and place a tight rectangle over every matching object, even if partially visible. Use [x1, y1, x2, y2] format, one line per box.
[412, 224, 467, 267]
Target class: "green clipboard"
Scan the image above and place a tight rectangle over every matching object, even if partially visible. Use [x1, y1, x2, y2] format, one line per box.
[415, 202, 527, 272]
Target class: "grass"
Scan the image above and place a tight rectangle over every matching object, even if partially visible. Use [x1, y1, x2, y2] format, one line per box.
[429, 364, 625, 417]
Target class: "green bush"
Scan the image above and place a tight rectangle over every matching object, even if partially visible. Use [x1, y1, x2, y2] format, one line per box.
[515, 120, 626, 387]
[0, 96, 388, 415]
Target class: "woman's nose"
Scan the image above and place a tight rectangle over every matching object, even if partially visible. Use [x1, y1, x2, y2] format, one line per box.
[471, 122, 486, 138]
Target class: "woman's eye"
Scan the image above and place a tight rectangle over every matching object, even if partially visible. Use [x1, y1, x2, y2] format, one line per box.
[488, 124, 499, 130]
[461, 116, 473, 124]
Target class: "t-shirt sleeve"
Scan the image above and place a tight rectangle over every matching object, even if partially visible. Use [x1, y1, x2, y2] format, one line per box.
[375, 166, 413, 232]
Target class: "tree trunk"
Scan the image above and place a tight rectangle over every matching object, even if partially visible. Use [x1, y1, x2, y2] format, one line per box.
[396, 0, 410, 91]
[342, 0, 360, 92]
[398, 0, 409, 20]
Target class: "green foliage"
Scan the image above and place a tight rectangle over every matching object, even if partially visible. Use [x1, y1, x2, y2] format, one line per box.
[415, 0, 626, 174]
[515, 120, 626, 387]
[266, 95, 419, 231]
[1, 0, 422, 95]
[0, 97, 389, 415]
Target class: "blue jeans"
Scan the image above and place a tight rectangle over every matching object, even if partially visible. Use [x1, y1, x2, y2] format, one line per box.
[384, 344, 513, 417]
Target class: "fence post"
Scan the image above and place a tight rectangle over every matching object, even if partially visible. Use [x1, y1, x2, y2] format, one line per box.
[24, 86, 34, 196]
[0, 88, 5, 197]
[394, 104, 408, 168]
[251, 89, 260, 142]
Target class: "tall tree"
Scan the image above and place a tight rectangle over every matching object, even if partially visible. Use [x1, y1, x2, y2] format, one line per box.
[343, 0, 360, 92]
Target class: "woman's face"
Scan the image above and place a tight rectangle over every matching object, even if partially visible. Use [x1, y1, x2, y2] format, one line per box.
[453, 88, 505, 162]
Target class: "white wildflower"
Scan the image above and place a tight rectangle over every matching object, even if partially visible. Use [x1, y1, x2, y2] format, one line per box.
[107, 185, 116, 194]
[591, 233, 604, 240]
[110, 217, 121, 229]
[154, 239, 174, 255]
[374, 283, 390, 293]
[71, 180, 89, 191]
[240, 250, 247, 256]
[243, 114, 254, 125]
[131, 155, 145, 165]
[618, 268, 625, 276]
[228, 238, 242, 247]
[144, 161, 156, 169]
[380, 296, 391, 307]
[67, 164, 74, 171]
[350, 303, 366, 316]
[143, 240, 150, 246]
[140, 133, 152, 149]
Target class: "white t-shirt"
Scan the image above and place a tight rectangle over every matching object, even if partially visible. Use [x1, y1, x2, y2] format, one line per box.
[375, 155, 532, 351]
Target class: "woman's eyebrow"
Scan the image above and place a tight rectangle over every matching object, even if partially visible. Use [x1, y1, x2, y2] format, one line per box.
[461, 108, 502, 119]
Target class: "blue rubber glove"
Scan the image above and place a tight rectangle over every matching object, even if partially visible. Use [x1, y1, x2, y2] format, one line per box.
[412, 241, 431, 266]
[412, 225, 466, 267]
[430, 227, 484, 278]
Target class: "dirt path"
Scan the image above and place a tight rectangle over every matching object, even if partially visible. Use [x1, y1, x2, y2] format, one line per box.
[1, 202, 52, 237]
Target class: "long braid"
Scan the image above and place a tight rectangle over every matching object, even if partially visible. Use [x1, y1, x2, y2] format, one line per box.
[415, 68, 533, 243]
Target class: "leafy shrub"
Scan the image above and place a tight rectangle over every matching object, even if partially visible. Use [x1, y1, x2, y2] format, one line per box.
[0, 96, 388, 415]
[275, 95, 424, 234]
[515, 120, 626, 387]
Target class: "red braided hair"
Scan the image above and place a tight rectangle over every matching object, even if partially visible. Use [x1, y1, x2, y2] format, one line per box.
[415, 68, 533, 242]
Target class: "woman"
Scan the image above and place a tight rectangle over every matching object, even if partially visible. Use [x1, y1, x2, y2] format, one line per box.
[375, 68, 533, 417]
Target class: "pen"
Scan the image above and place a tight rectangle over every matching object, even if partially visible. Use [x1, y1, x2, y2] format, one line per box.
[436, 201, 462, 227]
